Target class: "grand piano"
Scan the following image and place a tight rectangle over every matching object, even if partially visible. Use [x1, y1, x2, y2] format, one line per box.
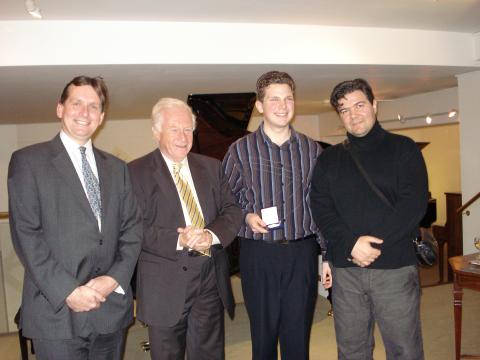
[187, 92, 256, 274]
[187, 92, 256, 160]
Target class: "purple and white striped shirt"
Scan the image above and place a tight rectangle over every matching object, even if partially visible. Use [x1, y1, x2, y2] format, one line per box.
[222, 123, 325, 250]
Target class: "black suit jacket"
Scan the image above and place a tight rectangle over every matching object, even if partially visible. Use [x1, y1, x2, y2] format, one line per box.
[8, 134, 142, 339]
[128, 150, 242, 326]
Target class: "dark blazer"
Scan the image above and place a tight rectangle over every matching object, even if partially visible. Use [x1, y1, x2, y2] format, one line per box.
[7, 134, 142, 339]
[128, 150, 242, 326]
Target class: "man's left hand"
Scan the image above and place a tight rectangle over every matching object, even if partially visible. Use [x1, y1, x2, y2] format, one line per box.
[85, 275, 119, 298]
[177, 227, 212, 252]
[350, 235, 383, 267]
[322, 262, 333, 289]
[193, 230, 213, 252]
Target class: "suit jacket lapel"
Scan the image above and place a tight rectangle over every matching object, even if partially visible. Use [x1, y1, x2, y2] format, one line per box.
[151, 150, 186, 227]
[94, 147, 111, 227]
[49, 135, 97, 223]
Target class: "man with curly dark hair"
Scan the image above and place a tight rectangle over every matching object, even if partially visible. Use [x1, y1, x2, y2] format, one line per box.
[311, 78, 428, 360]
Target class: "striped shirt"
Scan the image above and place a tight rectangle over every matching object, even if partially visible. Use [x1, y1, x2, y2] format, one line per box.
[222, 123, 325, 250]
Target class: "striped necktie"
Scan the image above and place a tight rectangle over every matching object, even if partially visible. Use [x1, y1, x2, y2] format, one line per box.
[173, 163, 205, 229]
[79, 146, 102, 219]
[173, 163, 210, 257]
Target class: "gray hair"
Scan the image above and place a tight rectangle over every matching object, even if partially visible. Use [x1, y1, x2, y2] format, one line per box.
[151, 97, 196, 131]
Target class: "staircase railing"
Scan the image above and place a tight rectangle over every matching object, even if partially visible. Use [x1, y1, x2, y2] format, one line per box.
[457, 191, 480, 216]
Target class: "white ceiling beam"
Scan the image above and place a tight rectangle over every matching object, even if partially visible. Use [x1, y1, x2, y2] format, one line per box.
[0, 21, 478, 67]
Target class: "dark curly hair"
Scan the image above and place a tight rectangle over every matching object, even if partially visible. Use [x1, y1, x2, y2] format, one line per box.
[330, 78, 374, 113]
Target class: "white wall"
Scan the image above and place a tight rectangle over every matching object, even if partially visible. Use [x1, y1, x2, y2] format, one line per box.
[457, 70, 480, 255]
[0, 125, 17, 210]
[0, 222, 23, 332]
[93, 118, 156, 162]
[16, 122, 59, 149]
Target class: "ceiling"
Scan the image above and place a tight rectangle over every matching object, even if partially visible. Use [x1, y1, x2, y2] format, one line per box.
[1, 0, 480, 124]
[3, 0, 480, 32]
[0, 64, 476, 123]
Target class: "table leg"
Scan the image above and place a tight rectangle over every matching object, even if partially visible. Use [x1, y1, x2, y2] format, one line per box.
[453, 274, 463, 360]
[438, 241, 444, 283]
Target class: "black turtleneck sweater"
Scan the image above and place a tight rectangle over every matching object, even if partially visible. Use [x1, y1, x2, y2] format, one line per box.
[310, 121, 428, 268]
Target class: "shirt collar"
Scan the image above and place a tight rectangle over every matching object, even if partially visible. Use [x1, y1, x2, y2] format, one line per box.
[60, 130, 93, 153]
[347, 120, 385, 149]
[160, 151, 189, 174]
[257, 122, 298, 147]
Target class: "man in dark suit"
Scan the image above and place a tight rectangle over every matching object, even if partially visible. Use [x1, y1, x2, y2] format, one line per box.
[8, 76, 142, 360]
[128, 98, 242, 360]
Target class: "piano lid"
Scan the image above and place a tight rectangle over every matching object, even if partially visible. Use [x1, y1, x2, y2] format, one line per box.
[187, 92, 256, 160]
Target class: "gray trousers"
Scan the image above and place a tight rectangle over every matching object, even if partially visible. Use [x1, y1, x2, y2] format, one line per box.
[331, 265, 424, 360]
[32, 327, 126, 360]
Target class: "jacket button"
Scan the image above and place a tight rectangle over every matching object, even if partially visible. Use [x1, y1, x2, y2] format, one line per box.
[99, 239, 103, 245]
[182, 266, 187, 271]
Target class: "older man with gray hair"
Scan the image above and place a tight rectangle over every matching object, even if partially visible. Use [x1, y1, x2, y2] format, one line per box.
[128, 98, 242, 360]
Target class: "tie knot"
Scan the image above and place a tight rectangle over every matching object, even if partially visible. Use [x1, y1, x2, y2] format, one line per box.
[173, 163, 182, 175]
[79, 146, 87, 156]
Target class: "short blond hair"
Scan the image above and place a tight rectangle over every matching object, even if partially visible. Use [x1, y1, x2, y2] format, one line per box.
[151, 97, 196, 130]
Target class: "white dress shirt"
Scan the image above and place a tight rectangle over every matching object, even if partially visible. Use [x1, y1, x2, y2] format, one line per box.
[60, 131, 101, 229]
[60, 131, 124, 294]
[161, 153, 220, 250]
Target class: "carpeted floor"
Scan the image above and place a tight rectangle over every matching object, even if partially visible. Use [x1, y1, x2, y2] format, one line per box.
[120, 283, 480, 360]
[2, 270, 479, 359]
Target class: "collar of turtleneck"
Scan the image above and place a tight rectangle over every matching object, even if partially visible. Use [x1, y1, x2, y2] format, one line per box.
[346, 120, 386, 151]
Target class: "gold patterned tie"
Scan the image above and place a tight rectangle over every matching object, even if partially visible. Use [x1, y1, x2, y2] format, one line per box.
[173, 163, 210, 256]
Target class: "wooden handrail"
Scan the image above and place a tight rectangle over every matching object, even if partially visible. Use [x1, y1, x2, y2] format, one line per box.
[0, 212, 8, 219]
[457, 191, 480, 215]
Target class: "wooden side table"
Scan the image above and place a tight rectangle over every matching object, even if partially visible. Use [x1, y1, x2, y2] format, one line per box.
[448, 253, 480, 360]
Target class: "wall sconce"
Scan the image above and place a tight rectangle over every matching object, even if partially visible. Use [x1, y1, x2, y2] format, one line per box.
[425, 115, 432, 124]
[25, 0, 42, 19]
